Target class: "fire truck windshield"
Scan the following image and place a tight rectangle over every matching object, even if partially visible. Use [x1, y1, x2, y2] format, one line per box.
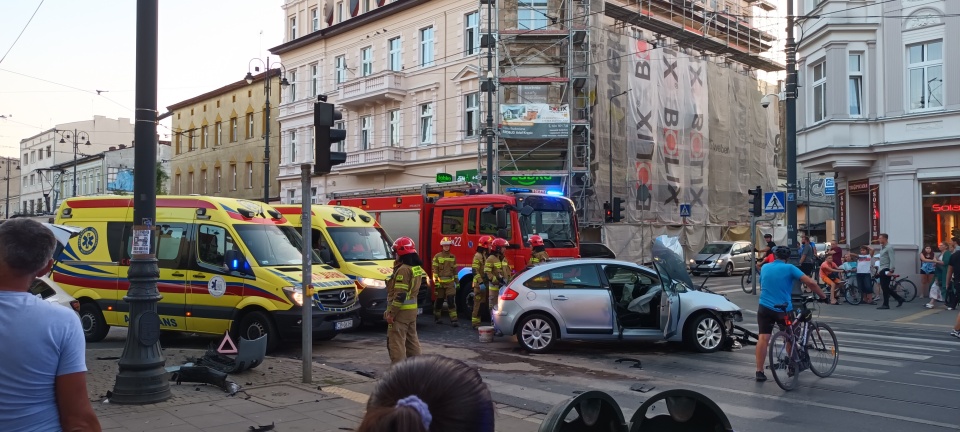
[328, 227, 395, 261]
[518, 195, 577, 248]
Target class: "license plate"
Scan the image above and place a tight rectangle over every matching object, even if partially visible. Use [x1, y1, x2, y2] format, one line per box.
[335, 319, 353, 330]
[417, 308, 423, 315]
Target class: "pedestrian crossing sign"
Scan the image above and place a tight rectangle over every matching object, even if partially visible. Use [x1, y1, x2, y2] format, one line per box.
[764, 192, 786, 213]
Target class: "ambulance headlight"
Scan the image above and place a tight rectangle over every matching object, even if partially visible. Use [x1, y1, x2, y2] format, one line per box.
[283, 286, 304, 306]
[358, 277, 386, 289]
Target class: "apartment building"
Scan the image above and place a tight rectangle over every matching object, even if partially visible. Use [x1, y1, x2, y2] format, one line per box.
[168, 70, 282, 201]
[0, 157, 21, 219]
[796, 0, 960, 274]
[18, 116, 134, 215]
[271, 0, 483, 204]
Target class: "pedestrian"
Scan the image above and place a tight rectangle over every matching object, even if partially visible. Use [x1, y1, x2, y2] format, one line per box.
[484, 238, 510, 316]
[820, 250, 842, 304]
[799, 236, 816, 277]
[926, 242, 948, 309]
[944, 238, 960, 311]
[385, 237, 425, 364]
[431, 237, 458, 326]
[919, 245, 937, 299]
[757, 233, 776, 274]
[857, 245, 876, 305]
[754, 246, 827, 382]
[944, 239, 960, 336]
[528, 235, 549, 266]
[875, 233, 905, 310]
[0, 219, 101, 431]
[471, 236, 492, 329]
[831, 242, 844, 267]
[356, 354, 495, 432]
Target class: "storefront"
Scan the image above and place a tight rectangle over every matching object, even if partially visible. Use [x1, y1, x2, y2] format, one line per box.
[921, 181, 960, 248]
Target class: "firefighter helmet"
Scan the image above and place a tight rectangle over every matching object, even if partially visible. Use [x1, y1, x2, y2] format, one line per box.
[392, 237, 418, 256]
[529, 235, 545, 247]
[440, 236, 454, 246]
[477, 235, 493, 249]
[491, 238, 509, 250]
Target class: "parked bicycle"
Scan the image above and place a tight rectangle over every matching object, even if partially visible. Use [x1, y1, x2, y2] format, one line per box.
[872, 273, 918, 302]
[767, 295, 839, 391]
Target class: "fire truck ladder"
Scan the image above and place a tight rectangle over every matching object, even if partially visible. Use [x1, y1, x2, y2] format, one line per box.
[330, 181, 483, 200]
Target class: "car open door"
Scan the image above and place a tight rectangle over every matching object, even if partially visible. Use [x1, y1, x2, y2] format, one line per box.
[652, 237, 688, 339]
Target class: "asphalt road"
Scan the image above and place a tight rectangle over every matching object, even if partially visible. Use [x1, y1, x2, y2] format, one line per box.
[90, 273, 960, 431]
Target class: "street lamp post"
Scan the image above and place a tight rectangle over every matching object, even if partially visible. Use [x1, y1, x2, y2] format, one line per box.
[245, 59, 289, 204]
[54, 129, 92, 198]
[608, 90, 628, 211]
[785, 0, 799, 255]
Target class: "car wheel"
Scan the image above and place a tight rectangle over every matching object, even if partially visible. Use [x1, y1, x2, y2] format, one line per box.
[723, 263, 734, 277]
[517, 313, 558, 353]
[237, 311, 279, 353]
[456, 276, 474, 316]
[685, 312, 725, 353]
[79, 302, 110, 343]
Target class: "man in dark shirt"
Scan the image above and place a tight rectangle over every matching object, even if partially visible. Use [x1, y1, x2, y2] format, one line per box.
[831, 242, 843, 267]
[945, 238, 960, 338]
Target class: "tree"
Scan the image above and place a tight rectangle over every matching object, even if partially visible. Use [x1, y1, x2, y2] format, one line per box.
[156, 162, 169, 195]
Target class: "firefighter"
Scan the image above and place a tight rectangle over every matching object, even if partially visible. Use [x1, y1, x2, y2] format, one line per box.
[528, 235, 550, 266]
[471, 235, 492, 329]
[484, 238, 510, 316]
[384, 236, 424, 364]
[432, 236, 459, 326]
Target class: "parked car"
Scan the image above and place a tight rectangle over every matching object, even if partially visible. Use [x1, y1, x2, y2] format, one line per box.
[30, 276, 80, 312]
[688, 241, 755, 277]
[492, 238, 743, 354]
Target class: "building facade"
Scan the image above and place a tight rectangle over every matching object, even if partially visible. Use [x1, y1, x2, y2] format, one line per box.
[168, 70, 282, 201]
[796, 0, 960, 274]
[18, 116, 134, 215]
[271, 0, 482, 204]
[0, 157, 21, 219]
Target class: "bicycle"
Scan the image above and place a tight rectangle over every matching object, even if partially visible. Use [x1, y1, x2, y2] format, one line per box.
[767, 295, 839, 391]
[872, 273, 918, 302]
[821, 273, 862, 305]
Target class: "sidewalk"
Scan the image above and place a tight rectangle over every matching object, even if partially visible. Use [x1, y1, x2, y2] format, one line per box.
[86, 348, 542, 432]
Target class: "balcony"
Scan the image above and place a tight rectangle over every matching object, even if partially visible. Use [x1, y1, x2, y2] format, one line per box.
[338, 71, 405, 107]
[335, 147, 404, 174]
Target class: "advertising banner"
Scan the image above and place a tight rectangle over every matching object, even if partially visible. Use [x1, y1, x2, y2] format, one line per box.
[499, 104, 570, 139]
[870, 184, 880, 242]
[837, 188, 847, 244]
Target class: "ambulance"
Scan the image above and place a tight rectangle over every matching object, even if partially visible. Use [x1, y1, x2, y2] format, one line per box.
[52, 196, 360, 351]
[274, 204, 430, 324]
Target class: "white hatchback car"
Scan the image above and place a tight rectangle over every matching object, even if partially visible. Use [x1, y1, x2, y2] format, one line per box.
[30, 276, 80, 312]
[493, 240, 743, 353]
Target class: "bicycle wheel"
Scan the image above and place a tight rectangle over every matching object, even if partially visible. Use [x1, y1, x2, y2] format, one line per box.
[843, 285, 862, 305]
[807, 322, 839, 378]
[742, 272, 753, 293]
[768, 330, 799, 391]
[896, 279, 917, 302]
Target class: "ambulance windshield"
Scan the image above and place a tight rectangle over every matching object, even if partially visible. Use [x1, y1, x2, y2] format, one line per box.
[234, 225, 320, 266]
[327, 227, 394, 261]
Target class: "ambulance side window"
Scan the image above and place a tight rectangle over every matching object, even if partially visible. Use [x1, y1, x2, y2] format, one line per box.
[197, 225, 236, 269]
[155, 224, 187, 268]
[106, 222, 131, 262]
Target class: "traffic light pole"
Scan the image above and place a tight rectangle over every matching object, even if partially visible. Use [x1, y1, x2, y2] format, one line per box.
[300, 163, 313, 384]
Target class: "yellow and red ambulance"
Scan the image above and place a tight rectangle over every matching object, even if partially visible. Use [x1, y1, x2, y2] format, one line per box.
[52, 196, 359, 351]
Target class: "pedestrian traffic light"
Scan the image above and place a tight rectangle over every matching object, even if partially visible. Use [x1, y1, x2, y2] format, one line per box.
[603, 201, 612, 222]
[314, 100, 347, 176]
[748, 186, 763, 217]
[612, 197, 625, 222]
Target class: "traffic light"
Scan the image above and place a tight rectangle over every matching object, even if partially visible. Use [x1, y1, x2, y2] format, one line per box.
[603, 201, 612, 222]
[314, 99, 347, 176]
[748, 186, 763, 217]
[612, 197, 625, 222]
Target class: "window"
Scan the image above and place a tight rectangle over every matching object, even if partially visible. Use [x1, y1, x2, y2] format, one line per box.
[311, 7, 319, 31]
[201, 169, 207, 194]
[188, 132, 195, 151]
[335, 121, 346, 152]
[289, 130, 298, 163]
[197, 225, 236, 269]
[812, 61, 827, 123]
[518, 0, 548, 30]
[363, 0, 371, 13]
[246, 162, 254, 188]
[215, 167, 221, 193]
[361, 47, 373, 77]
[175, 174, 181, 194]
[230, 117, 238, 142]
[480, 209, 511, 238]
[440, 209, 464, 234]
[360, 116, 372, 150]
[310, 187, 317, 203]
[388, 37, 401, 71]
[549, 264, 602, 289]
[603, 265, 659, 304]
[154, 225, 186, 267]
[247, 113, 255, 138]
[908, 41, 943, 111]
[46, 146, 51, 157]
[38, 150, 43, 161]
[526, 269, 553, 289]
[188, 172, 194, 194]
[215, 121, 222, 146]
[848, 54, 863, 116]
[419, 27, 434, 67]
[288, 70, 297, 102]
[464, 93, 479, 137]
[311, 64, 319, 96]
[231, 164, 237, 190]
[336, 1, 344, 22]
[389, 110, 401, 147]
[201, 125, 209, 148]
[290, 16, 297, 39]
[335, 56, 347, 84]
[419, 103, 434, 144]
[465, 12, 480, 56]
[467, 209, 478, 234]
[30, 151, 35, 163]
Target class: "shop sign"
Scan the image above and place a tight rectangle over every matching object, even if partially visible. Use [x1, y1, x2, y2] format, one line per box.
[455, 169, 481, 183]
[870, 184, 880, 243]
[931, 203, 960, 212]
[837, 189, 847, 244]
[849, 179, 870, 194]
[500, 175, 562, 187]
[436, 173, 453, 183]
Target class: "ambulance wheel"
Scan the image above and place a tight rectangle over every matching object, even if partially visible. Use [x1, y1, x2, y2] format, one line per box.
[79, 303, 110, 343]
[237, 311, 279, 353]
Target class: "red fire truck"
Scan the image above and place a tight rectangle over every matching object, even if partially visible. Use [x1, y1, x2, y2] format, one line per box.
[330, 182, 581, 315]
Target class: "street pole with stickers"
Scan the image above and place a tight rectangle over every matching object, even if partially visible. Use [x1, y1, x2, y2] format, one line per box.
[300, 165, 313, 383]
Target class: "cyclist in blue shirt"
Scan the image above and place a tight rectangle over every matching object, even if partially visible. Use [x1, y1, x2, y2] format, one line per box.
[755, 246, 827, 382]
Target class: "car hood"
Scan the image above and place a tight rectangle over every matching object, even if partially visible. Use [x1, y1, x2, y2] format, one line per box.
[680, 289, 741, 312]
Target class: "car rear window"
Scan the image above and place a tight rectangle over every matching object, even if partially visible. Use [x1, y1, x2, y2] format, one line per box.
[29, 280, 57, 299]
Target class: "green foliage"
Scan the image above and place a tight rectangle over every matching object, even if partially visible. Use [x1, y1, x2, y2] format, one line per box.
[156, 162, 169, 195]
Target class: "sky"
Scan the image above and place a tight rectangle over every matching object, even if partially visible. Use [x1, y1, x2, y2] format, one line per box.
[0, 0, 284, 159]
